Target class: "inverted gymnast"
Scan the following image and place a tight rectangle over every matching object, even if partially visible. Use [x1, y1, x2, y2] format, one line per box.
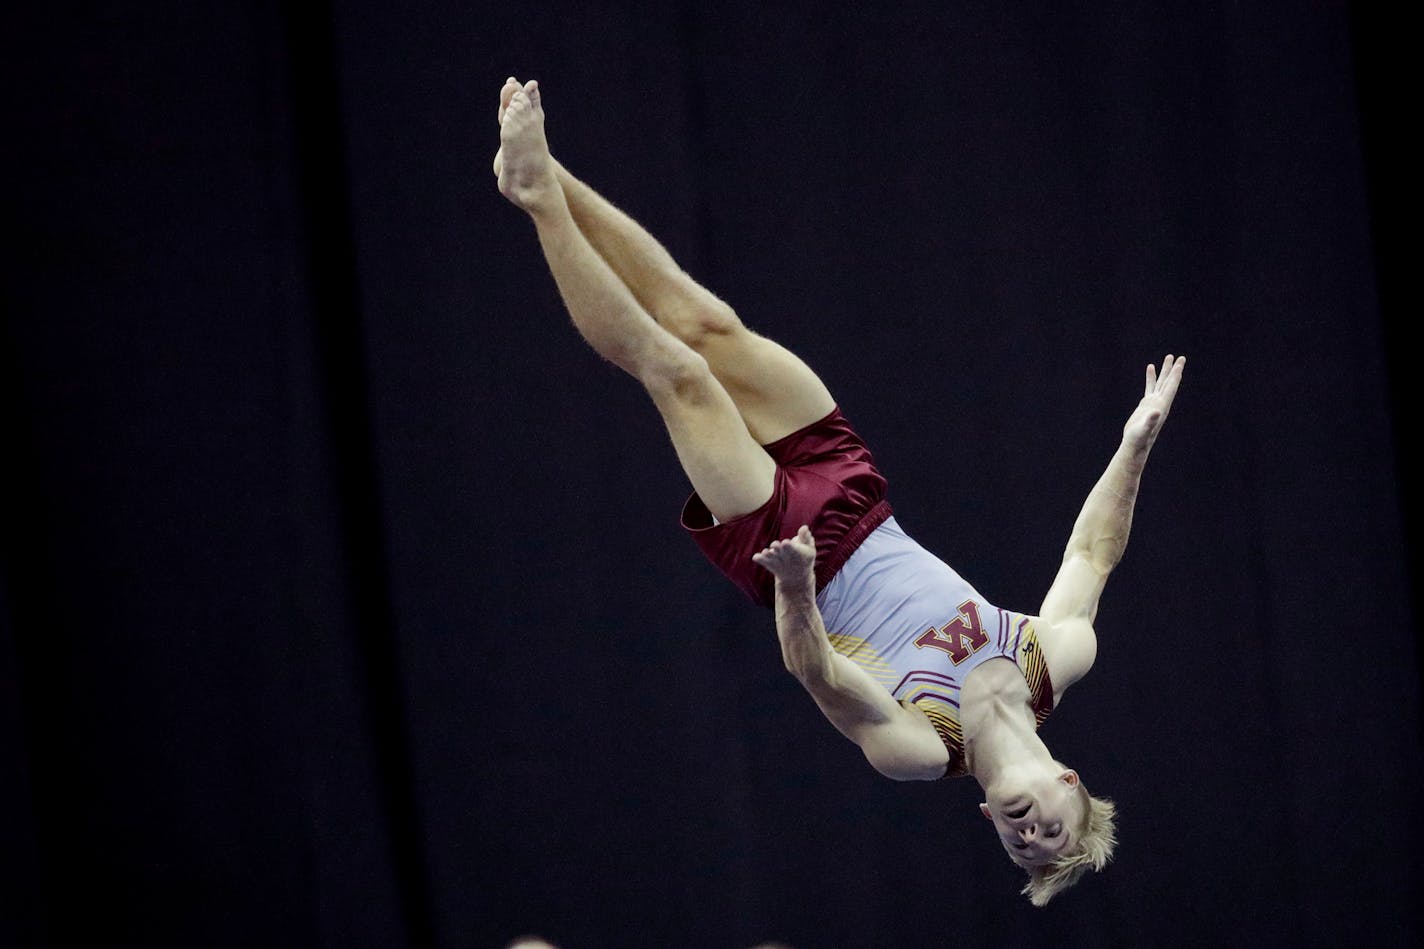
[494, 77, 1184, 906]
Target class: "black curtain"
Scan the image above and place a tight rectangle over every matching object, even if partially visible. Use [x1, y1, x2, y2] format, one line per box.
[3, 2, 1416, 947]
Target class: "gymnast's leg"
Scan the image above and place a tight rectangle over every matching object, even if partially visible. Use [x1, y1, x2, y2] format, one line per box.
[495, 78, 835, 446]
[495, 79, 775, 521]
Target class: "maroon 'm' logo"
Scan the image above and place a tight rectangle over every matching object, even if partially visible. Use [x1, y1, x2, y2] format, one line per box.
[913, 600, 989, 665]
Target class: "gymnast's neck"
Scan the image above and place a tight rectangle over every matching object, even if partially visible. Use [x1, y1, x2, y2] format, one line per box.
[962, 658, 1057, 788]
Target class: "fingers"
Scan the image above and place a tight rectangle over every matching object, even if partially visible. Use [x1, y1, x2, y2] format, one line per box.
[1159, 354, 1183, 387]
[752, 545, 778, 567]
[1146, 354, 1188, 397]
[765, 528, 814, 549]
[751, 527, 816, 569]
[1159, 355, 1185, 405]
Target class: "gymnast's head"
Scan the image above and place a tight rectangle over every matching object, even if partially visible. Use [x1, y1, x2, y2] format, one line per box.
[979, 764, 1118, 906]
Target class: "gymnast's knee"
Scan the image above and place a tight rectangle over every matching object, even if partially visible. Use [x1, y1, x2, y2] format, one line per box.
[642, 344, 718, 406]
[660, 293, 743, 351]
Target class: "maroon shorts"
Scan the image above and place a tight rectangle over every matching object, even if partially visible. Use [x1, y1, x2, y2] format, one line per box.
[680, 407, 893, 608]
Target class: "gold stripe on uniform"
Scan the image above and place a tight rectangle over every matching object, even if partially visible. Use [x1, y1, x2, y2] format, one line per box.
[827, 633, 900, 692]
[1018, 623, 1055, 728]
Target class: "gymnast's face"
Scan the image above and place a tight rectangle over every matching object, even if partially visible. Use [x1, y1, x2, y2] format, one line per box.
[980, 768, 1083, 868]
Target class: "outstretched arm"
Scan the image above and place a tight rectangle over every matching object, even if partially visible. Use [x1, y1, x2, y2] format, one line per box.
[1037, 356, 1186, 685]
[753, 527, 949, 781]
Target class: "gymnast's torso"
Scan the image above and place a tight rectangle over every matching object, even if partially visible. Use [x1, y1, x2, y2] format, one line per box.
[816, 516, 1056, 777]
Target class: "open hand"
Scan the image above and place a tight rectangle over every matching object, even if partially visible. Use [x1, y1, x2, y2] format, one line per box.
[1123, 354, 1185, 451]
[752, 525, 817, 585]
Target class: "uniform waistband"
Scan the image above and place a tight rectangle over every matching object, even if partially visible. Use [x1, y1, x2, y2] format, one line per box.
[815, 498, 894, 592]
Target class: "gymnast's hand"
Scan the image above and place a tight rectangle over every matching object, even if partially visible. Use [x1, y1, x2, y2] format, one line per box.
[1122, 354, 1185, 453]
[752, 525, 817, 588]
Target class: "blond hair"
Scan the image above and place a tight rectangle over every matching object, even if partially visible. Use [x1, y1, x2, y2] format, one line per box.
[1021, 789, 1117, 907]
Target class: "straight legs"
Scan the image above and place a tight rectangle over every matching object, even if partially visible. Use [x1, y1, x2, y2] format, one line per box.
[553, 161, 836, 445]
[497, 79, 775, 522]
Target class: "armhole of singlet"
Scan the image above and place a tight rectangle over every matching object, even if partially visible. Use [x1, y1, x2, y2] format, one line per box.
[1018, 626, 1056, 727]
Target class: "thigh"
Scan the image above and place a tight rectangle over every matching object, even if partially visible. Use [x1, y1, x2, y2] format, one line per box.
[697, 326, 837, 445]
[646, 352, 778, 524]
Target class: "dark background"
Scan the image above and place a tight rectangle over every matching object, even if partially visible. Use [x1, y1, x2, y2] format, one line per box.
[3, 1, 1417, 946]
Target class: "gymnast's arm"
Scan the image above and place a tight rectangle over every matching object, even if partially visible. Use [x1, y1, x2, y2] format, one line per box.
[1036, 355, 1186, 688]
[753, 526, 950, 781]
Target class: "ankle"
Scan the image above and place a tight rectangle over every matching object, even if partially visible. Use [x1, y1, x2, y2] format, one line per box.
[525, 186, 572, 226]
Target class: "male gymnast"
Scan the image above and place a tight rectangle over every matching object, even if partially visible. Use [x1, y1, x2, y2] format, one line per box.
[494, 77, 1184, 905]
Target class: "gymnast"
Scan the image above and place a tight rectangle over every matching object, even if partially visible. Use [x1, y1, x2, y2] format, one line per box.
[494, 77, 1184, 905]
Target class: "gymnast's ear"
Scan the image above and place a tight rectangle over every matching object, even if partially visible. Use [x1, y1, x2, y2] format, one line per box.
[979, 803, 993, 820]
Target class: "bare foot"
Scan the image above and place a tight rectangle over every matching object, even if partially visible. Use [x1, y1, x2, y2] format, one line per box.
[491, 76, 521, 178]
[496, 79, 561, 215]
